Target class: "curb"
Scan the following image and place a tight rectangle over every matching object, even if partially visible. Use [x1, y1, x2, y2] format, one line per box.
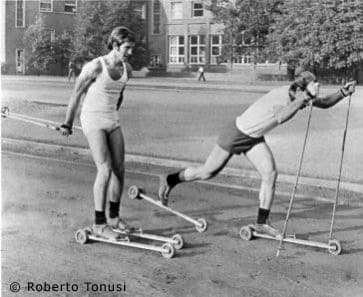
[2, 137, 363, 195]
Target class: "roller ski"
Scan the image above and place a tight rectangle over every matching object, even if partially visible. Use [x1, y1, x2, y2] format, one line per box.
[113, 228, 184, 250]
[109, 217, 184, 250]
[240, 224, 341, 255]
[75, 224, 176, 259]
[128, 185, 208, 233]
[240, 224, 285, 241]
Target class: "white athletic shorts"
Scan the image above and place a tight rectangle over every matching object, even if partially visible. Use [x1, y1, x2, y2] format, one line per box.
[80, 111, 120, 136]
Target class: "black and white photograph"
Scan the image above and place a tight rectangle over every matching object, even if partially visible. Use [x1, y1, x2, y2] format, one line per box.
[1, 0, 363, 296]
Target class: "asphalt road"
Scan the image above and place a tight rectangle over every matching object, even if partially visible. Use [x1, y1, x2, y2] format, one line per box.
[2, 151, 363, 297]
[2, 76, 363, 183]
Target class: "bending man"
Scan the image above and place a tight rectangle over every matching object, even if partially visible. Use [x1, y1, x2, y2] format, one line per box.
[159, 71, 355, 237]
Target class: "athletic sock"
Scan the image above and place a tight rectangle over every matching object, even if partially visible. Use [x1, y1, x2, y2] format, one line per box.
[95, 211, 107, 225]
[167, 171, 182, 187]
[109, 201, 120, 219]
[257, 208, 270, 225]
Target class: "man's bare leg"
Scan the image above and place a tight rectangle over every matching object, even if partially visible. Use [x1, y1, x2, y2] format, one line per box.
[105, 128, 134, 232]
[86, 130, 120, 240]
[158, 145, 232, 205]
[245, 142, 281, 237]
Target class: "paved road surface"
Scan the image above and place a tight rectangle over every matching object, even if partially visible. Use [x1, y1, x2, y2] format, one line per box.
[2, 151, 363, 297]
[2, 77, 363, 183]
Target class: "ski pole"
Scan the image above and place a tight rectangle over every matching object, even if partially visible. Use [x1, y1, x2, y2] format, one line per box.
[1, 107, 82, 131]
[328, 93, 352, 240]
[276, 102, 314, 257]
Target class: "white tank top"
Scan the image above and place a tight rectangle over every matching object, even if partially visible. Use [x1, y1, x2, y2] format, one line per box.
[81, 57, 128, 115]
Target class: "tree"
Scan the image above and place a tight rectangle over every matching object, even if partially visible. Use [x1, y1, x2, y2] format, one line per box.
[73, 0, 148, 70]
[266, 0, 363, 80]
[207, 0, 282, 65]
[23, 16, 74, 74]
[53, 31, 74, 74]
[23, 16, 54, 73]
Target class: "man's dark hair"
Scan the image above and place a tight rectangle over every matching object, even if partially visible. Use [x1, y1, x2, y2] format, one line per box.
[288, 70, 317, 100]
[107, 26, 135, 50]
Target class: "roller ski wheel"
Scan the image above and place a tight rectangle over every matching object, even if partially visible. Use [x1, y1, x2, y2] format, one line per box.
[239, 225, 253, 241]
[328, 239, 342, 255]
[172, 234, 184, 250]
[1, 106, 9, 117]
[196, 218, 208, 233]
[128, 185, 142, 200]
[161, 243, 175, 259]
[75, 229, 89, 244]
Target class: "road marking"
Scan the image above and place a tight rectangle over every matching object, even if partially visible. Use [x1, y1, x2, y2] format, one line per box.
[3, 150, 336, 203]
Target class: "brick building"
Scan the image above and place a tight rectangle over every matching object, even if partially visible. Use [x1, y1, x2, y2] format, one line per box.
[3, 0, 77, 75]
[147, 0, 228, 72]
[2, 0, 269, 76]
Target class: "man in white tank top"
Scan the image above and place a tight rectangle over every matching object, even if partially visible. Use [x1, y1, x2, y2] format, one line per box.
[61, 27, 134, 240]
[158, 71, 356, 237]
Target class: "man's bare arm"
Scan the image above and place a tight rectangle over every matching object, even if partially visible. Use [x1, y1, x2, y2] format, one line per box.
[313, 81, 356, 109]
[63, 60, 102, 127]
[116, 88, 124, 111]
[116, 62, 132, 111]
[312, 91, 345, 109]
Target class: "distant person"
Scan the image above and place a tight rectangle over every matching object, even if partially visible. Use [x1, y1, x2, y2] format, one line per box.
[158, 71, 356, 237]
[197, 65, 206, 82]
[67, 60, 76, 82]
[60, 26, 135, 241]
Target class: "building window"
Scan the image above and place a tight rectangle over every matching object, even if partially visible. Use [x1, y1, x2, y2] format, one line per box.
[39, 0, 53, 12]
[171, 2, 183, 19]
[189, 35, 206, 64]
[150, 55, 161, 67]
[152, 0, 161, 34]
[134, 3, 146, 20]
[169, 36, 185, 64]
[64, 0, 77, 13]
[210, 35, 223, 64]
[192, 2, 203, 17]
[15, 0, 25, 28]
[16, 49, 24, 74]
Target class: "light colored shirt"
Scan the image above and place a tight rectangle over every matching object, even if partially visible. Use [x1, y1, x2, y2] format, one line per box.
[236, 85, 292, 138]
[81, 57, 129, 115]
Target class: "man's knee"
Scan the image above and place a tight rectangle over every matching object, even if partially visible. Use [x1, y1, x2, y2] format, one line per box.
[199, 168, 217, 180]
[97, 162, 112, 180]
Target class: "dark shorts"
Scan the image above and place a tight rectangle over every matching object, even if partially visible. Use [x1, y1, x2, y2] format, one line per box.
[217, 119, 265, 155]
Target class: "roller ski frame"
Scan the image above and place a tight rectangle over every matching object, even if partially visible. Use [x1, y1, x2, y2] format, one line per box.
[240, 224, 341, 256]
[128, 185, 208, 233]
[113, 228, 184, 250]
[75, 227, 175, 259]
